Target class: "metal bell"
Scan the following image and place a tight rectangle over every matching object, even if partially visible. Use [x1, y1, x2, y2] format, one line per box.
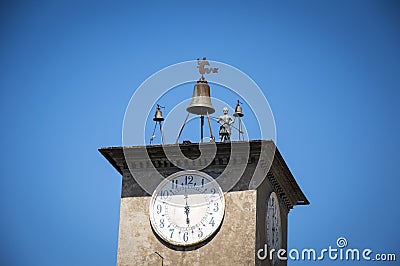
[233, 100, 244, 117]
[186, 77, 215, 115]
[153, 105, 164, 121]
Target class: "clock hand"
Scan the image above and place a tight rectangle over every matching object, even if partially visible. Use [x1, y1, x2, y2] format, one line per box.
[184, 205, 190, 226]
[184, 188, 190, 226]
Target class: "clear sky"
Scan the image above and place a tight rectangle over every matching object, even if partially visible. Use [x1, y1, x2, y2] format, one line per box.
[1, 1, 399, 265]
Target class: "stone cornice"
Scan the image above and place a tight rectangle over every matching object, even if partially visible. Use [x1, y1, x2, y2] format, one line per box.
[99, 140, 309, 210]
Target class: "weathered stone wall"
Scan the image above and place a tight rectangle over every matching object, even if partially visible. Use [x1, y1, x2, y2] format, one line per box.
[117, 191, 257, 266]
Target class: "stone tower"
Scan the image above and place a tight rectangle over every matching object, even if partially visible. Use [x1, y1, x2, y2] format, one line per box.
[99, 140, 309, 266]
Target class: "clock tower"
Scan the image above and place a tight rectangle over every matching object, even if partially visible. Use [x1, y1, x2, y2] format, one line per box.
[99, 140, 308, 265]
[100, 58, 309, 265]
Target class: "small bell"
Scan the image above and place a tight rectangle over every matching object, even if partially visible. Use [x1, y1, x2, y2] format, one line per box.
[153, 105, 164, 121]
[150, 104, 165, 145]
[233, 100, 244, 117]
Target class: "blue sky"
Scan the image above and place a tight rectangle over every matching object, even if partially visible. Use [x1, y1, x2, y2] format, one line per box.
[1, 0, 399, 265]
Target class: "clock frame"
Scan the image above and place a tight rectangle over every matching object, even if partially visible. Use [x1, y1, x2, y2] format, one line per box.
[149, 170, 225, 247]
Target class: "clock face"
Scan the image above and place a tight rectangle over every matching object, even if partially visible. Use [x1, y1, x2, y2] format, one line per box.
[149, 171, 225, 246]
[266, 192, 281, 265]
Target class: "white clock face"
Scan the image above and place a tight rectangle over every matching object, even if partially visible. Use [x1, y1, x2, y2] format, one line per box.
[149, 171, 225, 246]
[266, 192, 281, 265]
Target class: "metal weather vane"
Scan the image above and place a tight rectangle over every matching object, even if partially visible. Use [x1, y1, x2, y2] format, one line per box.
[197, 57, 218, 75]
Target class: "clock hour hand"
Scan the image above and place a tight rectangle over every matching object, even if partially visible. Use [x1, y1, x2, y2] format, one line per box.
[184, 193, 190, 226]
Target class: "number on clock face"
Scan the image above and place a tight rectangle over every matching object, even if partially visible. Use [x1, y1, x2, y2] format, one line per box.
[266, 192, 281, 266]
[149, 171, 225, 246]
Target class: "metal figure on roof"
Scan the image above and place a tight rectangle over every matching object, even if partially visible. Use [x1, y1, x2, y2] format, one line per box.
[217, 107, 233, 142]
